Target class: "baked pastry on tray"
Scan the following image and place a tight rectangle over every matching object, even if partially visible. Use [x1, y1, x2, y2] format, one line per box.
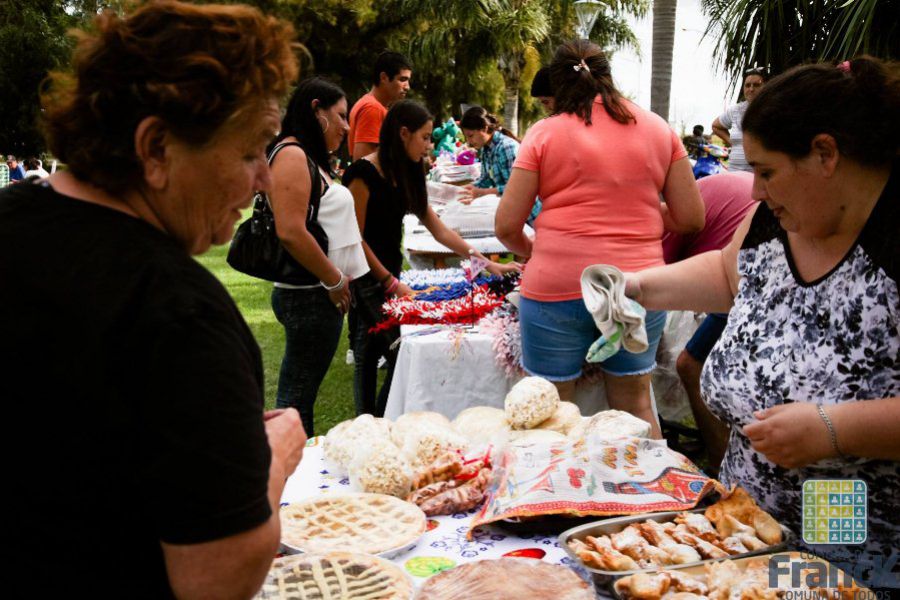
[256, 552, 413, 600]
[280, 493, 426, 555]
[415, 558, 594, 600]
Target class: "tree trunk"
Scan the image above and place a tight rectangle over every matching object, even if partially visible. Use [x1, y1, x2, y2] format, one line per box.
[503, 85, 519, 137]
[650, 0, 677, 120]
[499, 52, 523, 137]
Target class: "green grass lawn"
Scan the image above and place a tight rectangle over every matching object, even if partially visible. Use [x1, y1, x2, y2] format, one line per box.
[196, 244, 359, 435]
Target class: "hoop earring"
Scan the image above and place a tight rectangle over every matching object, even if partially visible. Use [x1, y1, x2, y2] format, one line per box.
[317, 115, 330, 133]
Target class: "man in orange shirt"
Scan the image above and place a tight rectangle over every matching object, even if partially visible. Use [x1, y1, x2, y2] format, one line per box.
[348, 51, 412, 160]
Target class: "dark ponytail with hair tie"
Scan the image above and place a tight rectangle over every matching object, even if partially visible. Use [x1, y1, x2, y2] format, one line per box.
[550, 39, 633, 125]
[460, 106, 519, 142]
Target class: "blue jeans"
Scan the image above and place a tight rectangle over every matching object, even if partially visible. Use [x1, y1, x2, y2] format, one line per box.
[683, 312, 728, 362]
[519, 296, 667, 380]
[271, 286, 343, 437]
[350, 274, 399, 417]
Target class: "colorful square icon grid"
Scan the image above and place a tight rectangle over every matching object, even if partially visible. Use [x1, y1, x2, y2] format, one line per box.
[802, 479, 867, 544]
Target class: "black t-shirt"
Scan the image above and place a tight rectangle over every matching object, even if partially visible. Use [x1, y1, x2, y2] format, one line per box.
[343, 158, 407, 276]
[1, 183, 272, 597]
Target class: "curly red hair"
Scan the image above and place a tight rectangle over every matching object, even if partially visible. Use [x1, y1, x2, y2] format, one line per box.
[41, 0, 299, 194]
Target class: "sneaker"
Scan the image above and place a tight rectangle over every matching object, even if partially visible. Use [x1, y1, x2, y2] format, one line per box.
[345, 349, 355, 365]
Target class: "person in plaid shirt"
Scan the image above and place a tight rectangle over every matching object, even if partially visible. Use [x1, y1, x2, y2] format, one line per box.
[460, 106, 520, 199]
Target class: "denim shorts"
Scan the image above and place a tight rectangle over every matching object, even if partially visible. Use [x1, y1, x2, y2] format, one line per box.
[519, 297, 667, 380]
[683, 312, 728, 362]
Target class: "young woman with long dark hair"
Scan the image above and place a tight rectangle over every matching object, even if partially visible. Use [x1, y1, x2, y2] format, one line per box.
[267, 76, 368, 436]
[344, 99, 520, 417]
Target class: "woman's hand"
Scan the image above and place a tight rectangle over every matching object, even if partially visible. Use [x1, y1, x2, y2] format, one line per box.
[742, 403, 836, 469]
[486, 261, 522, 276]
[326, 277, 351, 314]
[457, 187, 475, 205]
[393, 281, 415, 297]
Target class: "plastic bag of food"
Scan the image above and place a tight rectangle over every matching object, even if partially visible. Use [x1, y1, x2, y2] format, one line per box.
[347, 438, 414, 498]
[451, 406, 510, 449]
[390, 411, 452, 448]
[400, 424, 469, 470]
[535, 401, 581, 435]
[504, 376, 559, 429]
[323, 414, 393, 476]
[583, 409, 652, 440]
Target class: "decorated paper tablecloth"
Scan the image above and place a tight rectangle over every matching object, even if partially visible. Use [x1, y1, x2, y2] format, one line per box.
[281, 437, 613, 597]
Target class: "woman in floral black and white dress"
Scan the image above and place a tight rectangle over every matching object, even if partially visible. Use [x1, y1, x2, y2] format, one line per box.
[627, 57, 899, 582]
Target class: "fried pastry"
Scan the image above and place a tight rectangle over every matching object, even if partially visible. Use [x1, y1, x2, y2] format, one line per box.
[613, 572, 672, 600]
[638, 521, 702, 565]
[670, 524, 730, 559]
[611, 525, 672, 565]
[674, 512, 719, 542]
[668, 570, 708, 595]
[718, 515, 768, 551]
[705, 560, 742, 600]
[568, 537, 639, 572]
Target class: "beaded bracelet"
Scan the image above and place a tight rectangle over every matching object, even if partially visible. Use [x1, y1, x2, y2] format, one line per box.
[816, 404, 847, 459]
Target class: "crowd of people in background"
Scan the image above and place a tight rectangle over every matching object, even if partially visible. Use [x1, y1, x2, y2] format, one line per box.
[2, 0, 897, 593]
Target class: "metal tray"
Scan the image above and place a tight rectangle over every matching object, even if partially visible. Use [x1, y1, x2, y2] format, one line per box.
[608, 551, 869, 599]
[558, 508, 793, 590]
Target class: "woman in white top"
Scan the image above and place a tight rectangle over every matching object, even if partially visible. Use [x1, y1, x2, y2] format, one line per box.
[267, 77, 368, 436]
[712, 67, 767, 172]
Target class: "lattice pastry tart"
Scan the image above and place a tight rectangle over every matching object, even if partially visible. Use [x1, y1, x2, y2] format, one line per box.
[256, 552, 413, 600]
[280, 493, 426, 556]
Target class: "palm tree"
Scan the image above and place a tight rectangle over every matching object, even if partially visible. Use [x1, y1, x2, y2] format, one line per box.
[701, 0, 899, 90]
[649, 0, 678, 119]
[396, 0, 551, 136]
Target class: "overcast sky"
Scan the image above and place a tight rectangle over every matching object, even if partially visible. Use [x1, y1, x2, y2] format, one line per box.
[609, 0, 736, 134]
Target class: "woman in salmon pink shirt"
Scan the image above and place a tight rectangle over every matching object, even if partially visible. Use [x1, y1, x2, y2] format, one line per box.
[497, 40, 705, 438]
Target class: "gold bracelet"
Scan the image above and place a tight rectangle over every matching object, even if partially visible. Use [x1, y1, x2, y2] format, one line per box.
[816, 404, 847, 459]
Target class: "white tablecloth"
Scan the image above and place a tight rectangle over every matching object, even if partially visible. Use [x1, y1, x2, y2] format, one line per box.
[403, 213, 534, 257]
[281, 438, 610, 596]
[384, 324, 615, 421]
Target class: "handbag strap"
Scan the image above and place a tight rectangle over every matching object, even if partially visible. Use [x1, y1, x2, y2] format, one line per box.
[257, 142, 324, 230]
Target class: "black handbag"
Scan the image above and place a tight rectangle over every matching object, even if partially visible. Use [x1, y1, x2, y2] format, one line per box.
[227, 142, 328, 285]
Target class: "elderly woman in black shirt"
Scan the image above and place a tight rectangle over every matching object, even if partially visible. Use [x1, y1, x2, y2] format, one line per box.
[2, 2, 305, 597]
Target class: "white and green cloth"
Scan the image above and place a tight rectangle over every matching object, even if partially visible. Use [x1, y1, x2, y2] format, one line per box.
[580, 264, 648, 363]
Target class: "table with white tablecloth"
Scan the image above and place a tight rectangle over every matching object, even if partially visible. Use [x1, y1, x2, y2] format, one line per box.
[384, 317, 697, 424]
[403, 195, 534, 269]
[384, 324, 617, 421]
[281, 437, 612, 596]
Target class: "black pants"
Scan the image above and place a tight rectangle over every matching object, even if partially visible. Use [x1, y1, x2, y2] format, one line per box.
[350, 274, 399, 417]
